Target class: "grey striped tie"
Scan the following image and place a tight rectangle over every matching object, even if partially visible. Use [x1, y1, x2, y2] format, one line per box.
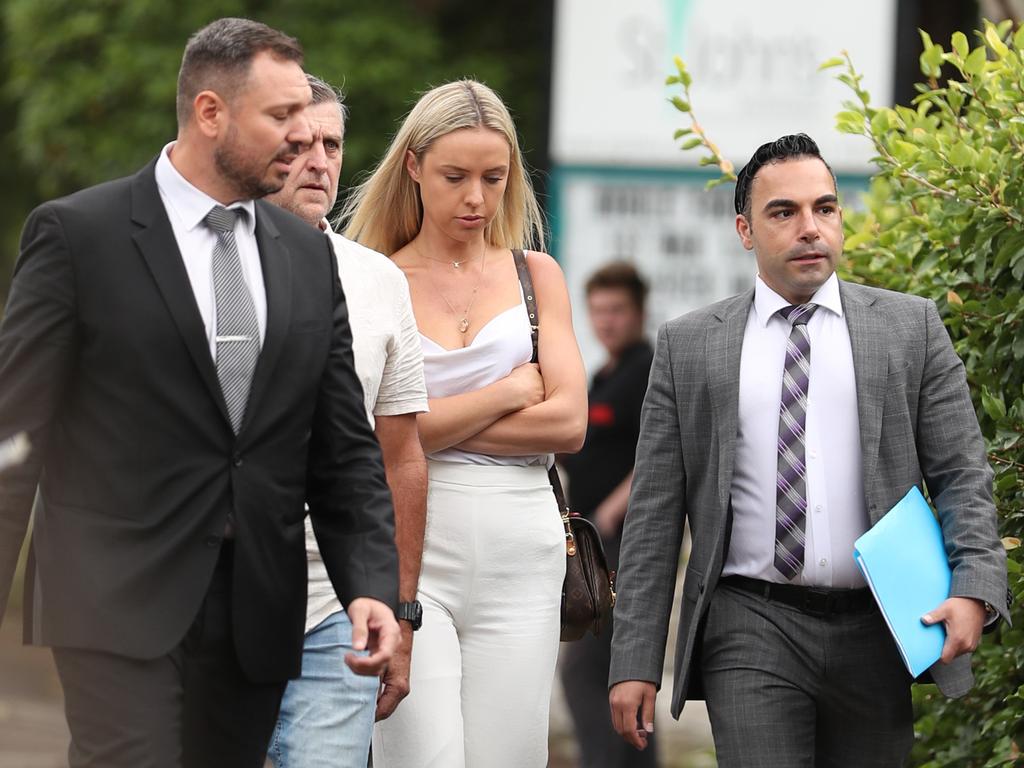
[775, 303, 818, 580]
[205, 206, 261, 434]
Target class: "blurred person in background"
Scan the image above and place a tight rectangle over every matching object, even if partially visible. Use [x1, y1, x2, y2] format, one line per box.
[559, 261, 656, 768]
[263, 74, 428, 768]
[342, 79, 588, 768]
[0, 19, 399, 768]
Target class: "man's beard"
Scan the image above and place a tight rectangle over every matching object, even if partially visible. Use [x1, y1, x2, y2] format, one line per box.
[215, 125, 290, 200]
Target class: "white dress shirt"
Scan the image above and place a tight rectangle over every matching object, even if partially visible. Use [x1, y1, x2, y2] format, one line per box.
[723, 272, 870, 588]
[154, 142, 267, 359]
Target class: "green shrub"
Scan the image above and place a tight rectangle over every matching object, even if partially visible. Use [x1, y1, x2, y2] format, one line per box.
[824, 22, 1023, 767]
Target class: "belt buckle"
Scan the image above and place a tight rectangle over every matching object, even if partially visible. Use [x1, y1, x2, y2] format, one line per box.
[801, 588, 833, 618]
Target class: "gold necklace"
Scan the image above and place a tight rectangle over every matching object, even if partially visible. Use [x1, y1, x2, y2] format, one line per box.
[417, 242, 488, 333]
[420, 250, 481, 270]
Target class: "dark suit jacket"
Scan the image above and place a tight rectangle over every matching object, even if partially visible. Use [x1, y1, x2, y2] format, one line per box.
[610, 280, 1009, 715]
[0, 157, 398, 683]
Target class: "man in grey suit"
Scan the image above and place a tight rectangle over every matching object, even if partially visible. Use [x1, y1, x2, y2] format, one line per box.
[608, 134, 1009, 766]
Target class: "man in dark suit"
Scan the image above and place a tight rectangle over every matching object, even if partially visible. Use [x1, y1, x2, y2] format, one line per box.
[608, 135, 1009, 765]
[0, 18, 399, 768]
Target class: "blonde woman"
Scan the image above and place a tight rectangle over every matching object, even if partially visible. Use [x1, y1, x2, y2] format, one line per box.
[342, 80, 587, 767]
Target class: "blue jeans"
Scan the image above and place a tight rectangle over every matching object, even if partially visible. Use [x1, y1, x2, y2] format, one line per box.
[269, 610, 379, 768]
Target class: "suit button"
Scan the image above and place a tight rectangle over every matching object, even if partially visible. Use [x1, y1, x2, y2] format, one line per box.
[205, 535, 222, 548]
[232, 454, 243, 467]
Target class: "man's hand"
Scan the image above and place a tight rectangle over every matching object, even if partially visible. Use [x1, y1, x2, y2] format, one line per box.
[375, 622, 413, 720]
[922, 596, 987, 664]
[345, 597, 400, 676]
[609, 680, 656, 751]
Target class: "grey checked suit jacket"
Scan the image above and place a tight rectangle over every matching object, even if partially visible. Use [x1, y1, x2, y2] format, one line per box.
[609, 280, 1009, 718]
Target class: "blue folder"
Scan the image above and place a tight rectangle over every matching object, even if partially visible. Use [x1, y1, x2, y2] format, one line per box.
[853, 486, 952, 678]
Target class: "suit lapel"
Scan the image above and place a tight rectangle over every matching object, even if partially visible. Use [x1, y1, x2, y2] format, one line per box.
[707, 290, 753, 512]
[240, 202, 292, 434]
[130, 160, 232, 428]
[841, 281, 887, 511]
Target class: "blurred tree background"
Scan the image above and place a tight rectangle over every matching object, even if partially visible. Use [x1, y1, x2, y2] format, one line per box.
[0, 0, 553, 301]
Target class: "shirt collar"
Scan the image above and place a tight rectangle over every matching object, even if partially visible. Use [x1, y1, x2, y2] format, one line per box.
[752, 271, 843, 328]
[154, 142, 257, 236]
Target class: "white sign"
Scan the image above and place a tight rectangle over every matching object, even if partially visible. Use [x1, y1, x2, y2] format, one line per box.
[558, 171, 755, 371]
[551, 0, 897, 171]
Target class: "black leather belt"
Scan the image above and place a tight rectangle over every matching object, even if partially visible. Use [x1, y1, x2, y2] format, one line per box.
[721, 575, 876, 618]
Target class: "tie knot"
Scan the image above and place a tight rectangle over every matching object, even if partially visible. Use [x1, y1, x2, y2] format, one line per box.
[780, 303, 818, 326]
[204, 205, 243, 235]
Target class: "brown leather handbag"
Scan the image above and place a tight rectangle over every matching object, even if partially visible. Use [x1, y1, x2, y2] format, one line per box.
[513, 249, 616, 641]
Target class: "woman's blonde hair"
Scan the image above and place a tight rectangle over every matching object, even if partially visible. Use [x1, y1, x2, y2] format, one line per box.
[338, 79, 546, 255]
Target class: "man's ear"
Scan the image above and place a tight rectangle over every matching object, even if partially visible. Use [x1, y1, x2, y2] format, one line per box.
[193, 90, 226, 139]
[735, 213, 754, 251]
[405, 149, 421, 183]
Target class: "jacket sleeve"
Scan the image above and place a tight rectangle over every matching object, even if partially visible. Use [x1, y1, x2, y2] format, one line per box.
[916, 299, 1009, 623]
[609, 323, 688, 688]
[305, 241, 399, 611]
[0, 204, 78, 624]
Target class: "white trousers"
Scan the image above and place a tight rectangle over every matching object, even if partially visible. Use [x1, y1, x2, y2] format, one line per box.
[373, 461, 565, 768]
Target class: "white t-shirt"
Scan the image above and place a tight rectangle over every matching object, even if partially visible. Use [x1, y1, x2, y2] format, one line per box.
[304, 229, 428, 633]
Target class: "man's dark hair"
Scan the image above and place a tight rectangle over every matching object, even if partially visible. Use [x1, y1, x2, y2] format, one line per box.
[176, 18, 304, 128]
[585, 261, 649, 313]
[733, 133, 836, 218]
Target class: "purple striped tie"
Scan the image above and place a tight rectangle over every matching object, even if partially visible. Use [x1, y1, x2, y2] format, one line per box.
[775, 303, 818, 580]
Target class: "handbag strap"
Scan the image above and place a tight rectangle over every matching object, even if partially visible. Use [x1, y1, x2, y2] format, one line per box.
[511, 249, 571, 518]
[512, 249, 539, 365]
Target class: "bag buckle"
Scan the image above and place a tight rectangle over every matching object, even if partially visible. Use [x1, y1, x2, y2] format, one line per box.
[563, 511, 577, 556]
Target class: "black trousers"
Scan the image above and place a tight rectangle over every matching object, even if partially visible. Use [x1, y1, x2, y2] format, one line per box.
[560, 534, 658, 768]
[52, 544, 287, 768]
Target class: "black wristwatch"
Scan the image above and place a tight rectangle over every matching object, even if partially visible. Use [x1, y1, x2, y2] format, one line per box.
[396, 600, 423, 631]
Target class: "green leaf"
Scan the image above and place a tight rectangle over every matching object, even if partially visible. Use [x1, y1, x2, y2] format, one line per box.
[947, 141, 976, 167]
[705, 176, 733, 190]
[1013, 254, 1024, 281]
[870, 109, 892, 134]
[994, 230, 1024, 268]
[1013, 22, 1024, 51]
[665, 74, 680, 85]
[680, 137, 702, 150]
[818, 56, 845, 71]
[952, 31, 969, 60]
[673, 128, 692, 139]
[965, 47, 988, 75]
[985, 24, 1009, 58]
[670, 96, 691, 112]
[1013, 331, 1024, 360]
[844, 231, 874, 249]
[982, 386, 1008, 420]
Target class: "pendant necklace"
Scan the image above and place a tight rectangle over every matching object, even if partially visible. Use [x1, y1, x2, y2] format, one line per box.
[418, 241, 488, 333]
[420, 249, 482, 271]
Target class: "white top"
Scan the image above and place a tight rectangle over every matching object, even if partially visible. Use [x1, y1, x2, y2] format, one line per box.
[420, 283, 548, 467]
[154, 143, 266, 358]
[304, 229, 429, 633]
[723, 273, 869, 588]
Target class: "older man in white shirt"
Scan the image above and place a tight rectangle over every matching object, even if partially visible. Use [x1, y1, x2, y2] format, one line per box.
[265, 74, 429, 768]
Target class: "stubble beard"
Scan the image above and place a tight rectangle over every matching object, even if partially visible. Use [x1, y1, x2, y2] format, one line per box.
[215, 126, 289, 200]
